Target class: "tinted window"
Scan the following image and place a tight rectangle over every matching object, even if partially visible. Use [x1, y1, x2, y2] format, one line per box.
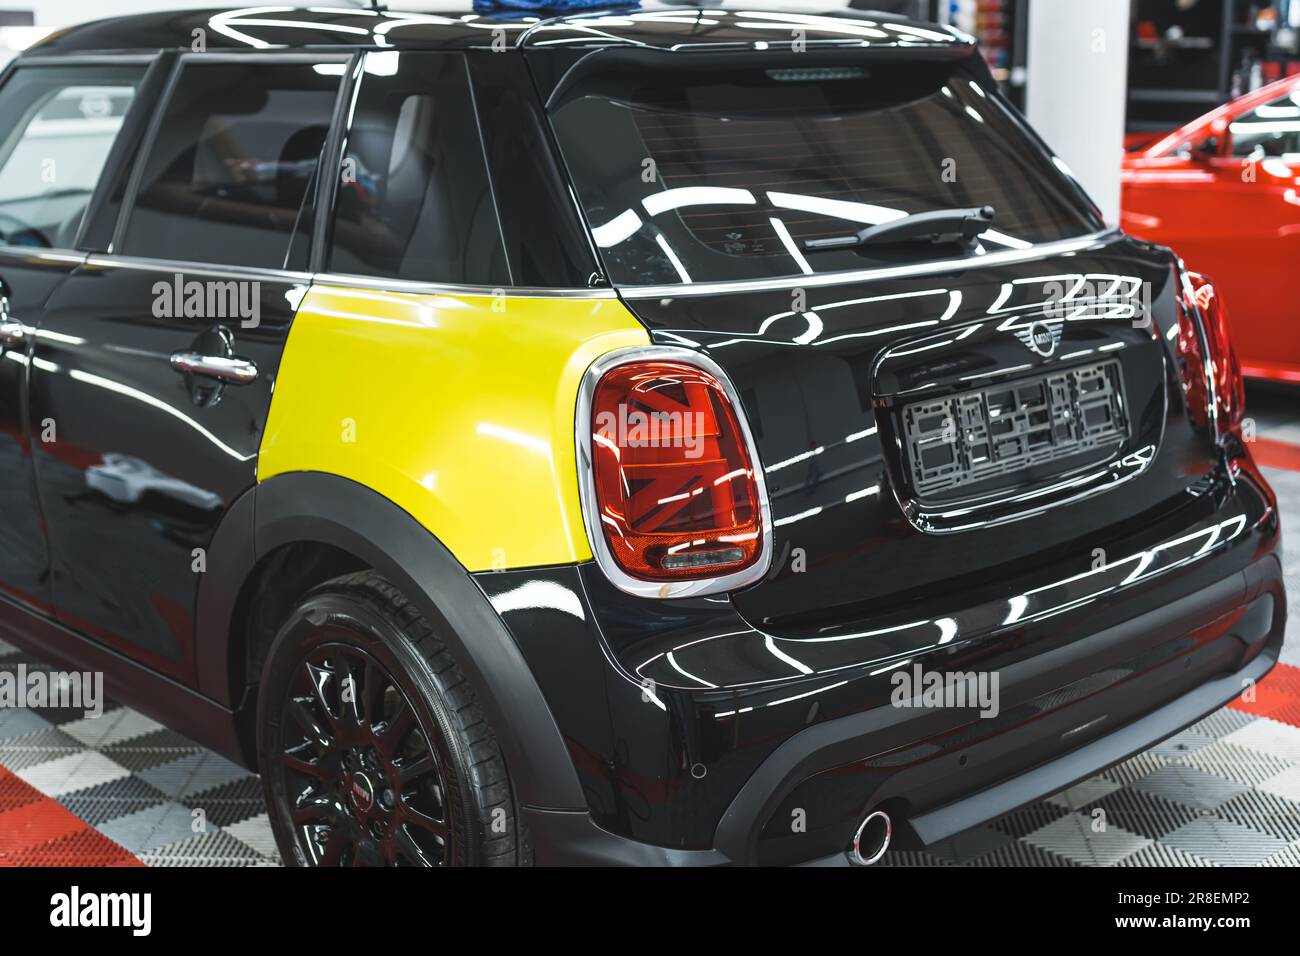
[0, 65, 144, 249]
[122, 60, 343, 269]
[550, 59, 1100, 286]
[327, 51, 507, 285]
[1230, 88, 1300, 158]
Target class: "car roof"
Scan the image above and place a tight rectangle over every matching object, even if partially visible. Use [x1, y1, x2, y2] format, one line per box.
[1139, 71, 1300, 158]
[24, 4, 968, 57]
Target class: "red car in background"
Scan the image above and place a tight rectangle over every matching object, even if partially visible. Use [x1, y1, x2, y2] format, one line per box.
[1122, 75, 1300, 385]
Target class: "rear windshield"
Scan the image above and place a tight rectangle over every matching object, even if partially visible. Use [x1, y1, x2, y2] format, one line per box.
[548, 57, 1101, 287]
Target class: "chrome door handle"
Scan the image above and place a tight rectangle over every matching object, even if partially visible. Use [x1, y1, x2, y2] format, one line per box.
[169, 351, 258, 385]
[0, 296, 21, 345]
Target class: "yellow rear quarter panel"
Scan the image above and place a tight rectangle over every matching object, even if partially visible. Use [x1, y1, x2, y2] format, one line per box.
[259, 284, 648, 571]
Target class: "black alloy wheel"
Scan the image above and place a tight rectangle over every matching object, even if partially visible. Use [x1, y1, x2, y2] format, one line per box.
[278, 642, 452, 865]
[258, 571, 523, 867]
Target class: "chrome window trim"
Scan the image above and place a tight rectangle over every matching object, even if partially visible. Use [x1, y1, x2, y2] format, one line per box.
[77, 255, 613, 297]
[13, 55, 158, 67]
[172, 52, 355, 65]
[574, 345, 774, 600]
[313, 272, 616, 299]
[84, 254, 312, 284]
[616, 228, 1120, 300]
[0, 247, 87, 264]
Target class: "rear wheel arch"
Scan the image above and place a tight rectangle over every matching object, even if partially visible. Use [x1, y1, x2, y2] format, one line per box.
[197, 472, 587, 810]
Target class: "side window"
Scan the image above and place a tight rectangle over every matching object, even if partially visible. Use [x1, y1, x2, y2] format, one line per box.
[121, 59, 344, 270]
[0, 65, 145, 250]
[1230, 89, 1300, 159]
[327, 51, 507, 285]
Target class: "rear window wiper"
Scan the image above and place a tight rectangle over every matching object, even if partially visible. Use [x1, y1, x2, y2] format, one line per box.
[803, 205, 995, 252]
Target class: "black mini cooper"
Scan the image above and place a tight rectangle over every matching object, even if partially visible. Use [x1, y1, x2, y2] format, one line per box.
[0, 4, 1284, 866]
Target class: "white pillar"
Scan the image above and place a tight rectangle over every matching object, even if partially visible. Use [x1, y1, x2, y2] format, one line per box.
[1026, 0, 1130, 225]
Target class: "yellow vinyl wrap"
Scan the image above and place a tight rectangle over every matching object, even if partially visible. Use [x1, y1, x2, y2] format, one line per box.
[258, 284, 649, 571]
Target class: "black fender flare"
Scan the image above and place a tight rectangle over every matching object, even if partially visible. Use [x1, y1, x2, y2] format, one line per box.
[195, 471, 587, 811]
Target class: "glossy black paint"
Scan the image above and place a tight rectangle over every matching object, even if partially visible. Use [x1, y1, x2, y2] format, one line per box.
[519, 7, 969, 55]
[249, 473, 587, 810]
[29, 263, 302, 679]
[478, 461, 1280, 857]
[28, 7, 536, 55]
[0, 6, 1288, 866]
[618, 237, 1216, 630]
[0, 250, 73, 614]
[30, 6, 967, 58]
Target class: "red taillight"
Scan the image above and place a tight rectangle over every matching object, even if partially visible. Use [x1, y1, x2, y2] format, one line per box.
[1180, 271, 1245, 435]
[584, 355, 766, 587]
[1175, 281, 1211, 431]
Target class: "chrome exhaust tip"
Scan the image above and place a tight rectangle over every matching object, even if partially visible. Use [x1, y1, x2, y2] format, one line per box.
[848, 810, 892, 866]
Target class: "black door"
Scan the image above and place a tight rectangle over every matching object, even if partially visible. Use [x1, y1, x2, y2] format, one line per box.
[29, 54, 346, 679]
[0, 61, 149, 614]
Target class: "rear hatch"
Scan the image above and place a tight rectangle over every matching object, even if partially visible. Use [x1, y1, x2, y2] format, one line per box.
[533, 19, 1222, 631]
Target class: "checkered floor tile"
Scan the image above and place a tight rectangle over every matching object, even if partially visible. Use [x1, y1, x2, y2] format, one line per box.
[0, 648, 278, 867]
[880, 665, 1300, 867]
[0, 401, 1297, 866]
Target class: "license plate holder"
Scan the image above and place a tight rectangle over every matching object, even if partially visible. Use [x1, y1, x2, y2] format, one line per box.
[900, 359, 1129, 502]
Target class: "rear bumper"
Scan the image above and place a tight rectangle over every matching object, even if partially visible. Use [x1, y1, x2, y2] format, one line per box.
[518, 553, 1283, 865]
[475, 461, 1285, 866]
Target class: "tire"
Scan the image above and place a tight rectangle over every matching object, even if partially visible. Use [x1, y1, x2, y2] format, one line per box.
[256, 570, 524, 866]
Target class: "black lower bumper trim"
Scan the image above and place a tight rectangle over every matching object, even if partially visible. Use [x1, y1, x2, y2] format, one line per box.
[527, 554, 1284, 866]
[907, 647, 1274, 845]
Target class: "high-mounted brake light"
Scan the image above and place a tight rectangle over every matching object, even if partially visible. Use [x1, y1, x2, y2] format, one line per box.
[1177, 270, 1245, 437]
[576, 348, 772, 598]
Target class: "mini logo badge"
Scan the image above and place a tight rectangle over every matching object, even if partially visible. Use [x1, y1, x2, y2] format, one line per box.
[1015, 320, 1063, 357]
[349, 773, 375, 813]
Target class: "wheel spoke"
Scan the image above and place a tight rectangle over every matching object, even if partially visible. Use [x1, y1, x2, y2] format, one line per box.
[360, 659, 384, 729]
[337, 655, 363, 726]
[395, 752, 436, 787]
[403, 805, 449, 842]
[291, 792, 345, 827]
[286, 697, 334, 753]
[377, 698, 415, 754]
[305, 660, 342, 732]
[390, 822, 439, 866]
[280, 746, 330, 781]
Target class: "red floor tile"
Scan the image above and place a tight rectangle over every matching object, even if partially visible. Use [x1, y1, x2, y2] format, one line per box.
[1252, 437, 1300, 472]
[0, 766, 140, 866]
[1231, 662, 1300, 727]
